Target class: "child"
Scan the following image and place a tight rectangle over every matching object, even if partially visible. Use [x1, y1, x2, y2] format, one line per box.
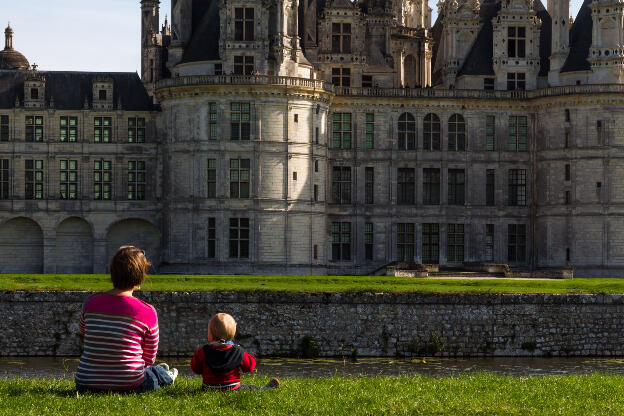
[190, 313, 279, 391]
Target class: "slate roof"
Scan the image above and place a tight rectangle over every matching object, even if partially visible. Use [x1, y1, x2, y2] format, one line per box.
[0, 70, 154, 111]
[180, 0, 220, 63]
[561, 0, 592, 73]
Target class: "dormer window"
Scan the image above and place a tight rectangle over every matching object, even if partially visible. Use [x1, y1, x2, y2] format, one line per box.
[234, 56, 254, 75]
[30, 88, 38, 100]
[507, 73, 525, 91]
[332, 23, 351, 54]
[234, 8, 254, 41]
[508, 27, 526, 58]
[99, 90, 107, 100]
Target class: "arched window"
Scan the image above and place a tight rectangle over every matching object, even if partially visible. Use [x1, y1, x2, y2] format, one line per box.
[423, 113, 440, 150]
[448, 114, 466, 151]
[398, 113, 416, 150]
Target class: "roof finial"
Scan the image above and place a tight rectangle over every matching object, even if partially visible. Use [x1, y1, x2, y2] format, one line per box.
[5, 22, 14, 50]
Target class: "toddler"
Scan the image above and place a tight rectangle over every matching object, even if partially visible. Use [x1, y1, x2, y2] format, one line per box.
[190, 313, 279, 391]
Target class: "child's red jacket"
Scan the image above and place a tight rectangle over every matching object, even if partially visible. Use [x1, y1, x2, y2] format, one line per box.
[190, 343, 256, 389]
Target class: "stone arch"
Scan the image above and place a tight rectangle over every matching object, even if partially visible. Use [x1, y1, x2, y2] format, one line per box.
[106, 219, 161, 271]
[403, 54, 419, 88]
[55, 217, 94, 274]
[0, 217, 43, 273]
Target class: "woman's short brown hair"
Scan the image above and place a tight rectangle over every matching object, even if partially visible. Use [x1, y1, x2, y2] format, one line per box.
[109, 246, 151, 290]
[208, 313, 237, 341]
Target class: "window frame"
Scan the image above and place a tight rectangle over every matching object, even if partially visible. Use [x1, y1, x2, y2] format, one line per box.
[94, 116, 112, 143]
[0, 159, 9, 199]
[0, 115, 9, 141]
[397, 223, 415, 262]
[230, 102, 251, 141]
[397, 167, 416, 205]
[332, 113, 352, 149]
[508, 224, 527, 262]
[25, 116, 44, 142]
[364, 166, 374, 205]
[59, 159, 78, 200]
[508, 169, 527, 206]
[331, 22, 352, 53]
[229, 158, 250, 199]
[331, 221, 351, 261]
[422, 223, 440, 264]
[423, 113, 441, 151]
[365, 222, 374, 261]
[508, 116, 528, 151]
[448, 169, 465, 206]
[127, 160, 146, 200]
[331, 67, 351, 87]
[94, 159, 112, 200]
[447, 224, 465, 262]
[234, 7, 255, 41]
[365, 113, 374, 149]
[448, 114, 466, 151]
[229, 217, 250, 259]
[128, 117, 146, 143]
[507, 26, 526, 58]
[398, 113, 416, 150]
[25, 159, 44, 200]
[331, 166, 352, 204]
[207, 158, 217, 198]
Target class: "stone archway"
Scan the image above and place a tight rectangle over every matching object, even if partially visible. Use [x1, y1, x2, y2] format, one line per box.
[55, 217, 94, 274]
[0, 217, 44, 273]
[106, 219, 161, 271]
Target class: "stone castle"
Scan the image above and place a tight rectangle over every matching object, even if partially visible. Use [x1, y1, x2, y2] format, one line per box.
[0, 0, 621, 276]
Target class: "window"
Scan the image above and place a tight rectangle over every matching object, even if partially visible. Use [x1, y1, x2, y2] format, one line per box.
[448, 114, 466, 151]
[362, 75, 373, 88]
[508, 116, 528, 151]
[486, 169, 495, 206]
[0, 115, 8, 141]
[365, 113, 374, 149]
[26, 116, 43, 142]
[294, 114, 299, 123]
[565, 132, 570, 148]
[566, 247, 570, 262]
[25, 160, 44, 199]
[207, 159, 217, 198]
[365, 167, 374, 204]
[565, 190, 571, 205]
[423, 113, 441, 151]
[565, 109, 571, 122]
[331, 222, 351, 261]
[214, 63, 223, 75]
[207, 103, 217, 140]
[98, 90, 107, 100]
[508, 169, 527, 206]
[331, 23, 351, 53]
[30, 88, 39, 100]
[398, 113, 416, 150]
[448, 169, 465, 205]
[315, 127, 319, 144]
[128, 117, 146, 143]
[293, 171, 297, 180]
[234, 7, 254, 41]
[565, 164, 571, 181]
[397, 168, 415, 205]
[397, 223, 415, 262]
[314, 160, 319, 173]
[230, 159, 250, 198]
[508, 224, 526, 262]
[507, 27, 526, 58]
[331, 68, 351, 87]
[484, 78, 495, 90]
[60, 116, 78, 142]
[422, 223, 439, 264]
[313, 184, 319, 202]
[234, 56, 254, 75]
[507, 73, 526, 91]
[229, 218, 249, 259]
[447, 224, 465, 262]
[486, 115, 495, 151]
[332, 113, 352, 149]
[0, 159, 9, 199]
[94, 160, 112, 200]
[128, 160, 146, 200]
[94, 117, 112, 143]
[207, 218, 216, 258]
[313, 245, 318, 260]
[59, 160, 78, 200]
[423, 168, 440, 205]
[231, 103, 251, 140]
[365, 223, 374, 261]
[485, 224, 494, 262]
[332, 166, 351, 204]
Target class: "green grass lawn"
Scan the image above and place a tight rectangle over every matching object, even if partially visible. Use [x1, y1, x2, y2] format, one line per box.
[2, 274, 624, 294]
[2, 375, 624, 415]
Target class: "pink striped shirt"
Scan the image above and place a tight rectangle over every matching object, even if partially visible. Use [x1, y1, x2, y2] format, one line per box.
[75, 294, 159, 390]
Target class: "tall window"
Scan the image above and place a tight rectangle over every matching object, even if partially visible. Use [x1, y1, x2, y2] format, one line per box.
[423, 113, 441, 151]
[447, 224, 465, 262]
[508, 116, 528, 151]
[486, 169, 495, 206]
[565, 164, 571, 181]
[397, 168, 415, 204]
[365, 223, 374, 261]
[128, 160, 146, 200]
[398, 113, 416, 150]
[207, 159, 217, 198]
[0, 115, 8, 141]
[331, 23, 351, 53]
[484, 78, 495, 90]
[229, 218, 249, 259]
[208, 103, 218, 140]
[231, 103, 251, 140]
[508, 169, 527, 206]
[230, 159, 250, 198]
[314, 184, 319, 202]
[365, 113, 374, 149]
[486, 115, 495, 151]
[507, 27, 526, 58]
[448, 114, 466, 151]
[508, 224, 526, 262]
[331, 68, 351, 87]
[207, 218, 216, 258]
[365, 167, 374, 204]
[362, 75, 373, 88]
[0, 159, 8, 199]
[60, 160, 78, 200]
[60, 116, 78, 142]
[507, 73, 526, 91]
[26, 116, 43, 142]
[94, 160, 112, 200]
[234, 8, 254, 41]
[233, 56, 254, 75]
[397, 223, 415, 262]
[422, 223, 439, 264]
[25, 160, 44, 199]
[331, 222, 351, 261]
[448, 169, 465, 205]
[332, 166, 351, 204]
[485, 224, 494, 262]
[332, 113, 352, 149]
[128, 117, 146, 143]
[94, 117, 112, 143]
[423, 168, 440, 205]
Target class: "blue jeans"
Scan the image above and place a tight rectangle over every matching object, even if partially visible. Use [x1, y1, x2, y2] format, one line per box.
[76, 365, 174, 394]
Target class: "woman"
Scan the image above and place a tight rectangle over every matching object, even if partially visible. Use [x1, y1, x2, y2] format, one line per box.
[75, 246, 177, 393]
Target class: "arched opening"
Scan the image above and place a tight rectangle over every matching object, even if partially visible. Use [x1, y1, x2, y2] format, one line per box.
[106, 219, 161, 272]
[0, 217, 43, 273]
[56, 217, 93, 274]
[403, 55, 420, 88]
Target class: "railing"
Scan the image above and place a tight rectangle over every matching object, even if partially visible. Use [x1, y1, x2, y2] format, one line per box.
[156, 74, 333, 93]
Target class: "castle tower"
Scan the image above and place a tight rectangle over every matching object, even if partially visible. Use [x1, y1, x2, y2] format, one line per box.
[588, 0, 624, 83]
[141, 0, 170, 101]
[548, 0, 570, 86]
[393, 0, 430, 29]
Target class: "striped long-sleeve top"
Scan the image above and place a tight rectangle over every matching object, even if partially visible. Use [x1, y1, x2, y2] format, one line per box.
[75, 293, 159, 390]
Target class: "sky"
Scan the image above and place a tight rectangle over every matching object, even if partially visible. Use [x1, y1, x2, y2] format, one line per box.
[2, 0, 584, 73]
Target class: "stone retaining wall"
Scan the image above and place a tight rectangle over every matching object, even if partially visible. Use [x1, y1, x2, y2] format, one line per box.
[2, 291, 624, 357]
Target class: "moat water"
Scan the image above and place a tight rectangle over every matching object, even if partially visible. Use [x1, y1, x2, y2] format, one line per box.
[4, 357, 624, 379]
